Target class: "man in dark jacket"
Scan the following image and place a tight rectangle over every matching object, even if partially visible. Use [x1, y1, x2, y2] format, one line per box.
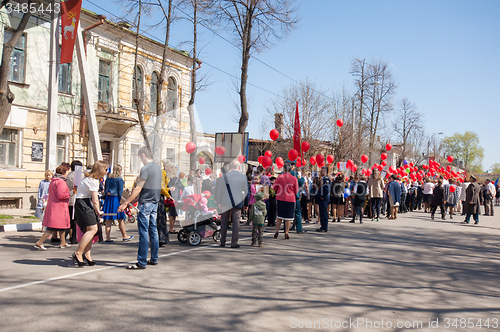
[430, 180, 446, 220]
[216, 160, 248, 248]
[316, 167, 331, 232]
[463, 175, 481, 224]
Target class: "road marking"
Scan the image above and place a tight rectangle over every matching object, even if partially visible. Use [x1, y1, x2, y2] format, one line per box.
[0, 224, 318, 293]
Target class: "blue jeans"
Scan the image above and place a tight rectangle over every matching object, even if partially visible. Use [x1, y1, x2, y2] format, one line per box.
[464, 213, 479, 223]
[137, 202, 159, 267]
[295, 198, 302, 232]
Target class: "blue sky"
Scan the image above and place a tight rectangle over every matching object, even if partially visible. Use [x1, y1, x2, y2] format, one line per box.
[84, 0, 500, 170]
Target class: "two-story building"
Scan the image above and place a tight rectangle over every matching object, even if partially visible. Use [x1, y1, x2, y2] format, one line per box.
[0, 7, 214, 209]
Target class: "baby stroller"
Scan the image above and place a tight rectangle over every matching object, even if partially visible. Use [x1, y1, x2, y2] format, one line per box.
[123, 202, 137, 224]
[176, 193, 221, 246]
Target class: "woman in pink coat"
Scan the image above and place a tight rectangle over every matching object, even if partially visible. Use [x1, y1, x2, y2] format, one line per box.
[34, 163, 71, 250]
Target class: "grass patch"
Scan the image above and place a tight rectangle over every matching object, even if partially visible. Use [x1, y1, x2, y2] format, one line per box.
[0, 214, 14, 220]
[22, 216, 38, 219]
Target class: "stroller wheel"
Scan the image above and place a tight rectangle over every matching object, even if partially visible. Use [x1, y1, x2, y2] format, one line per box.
[212, 230, 221, 243]
[128, 215, 136, 223]
[177, 229, 188, 243]
[188, 231, 202, 246]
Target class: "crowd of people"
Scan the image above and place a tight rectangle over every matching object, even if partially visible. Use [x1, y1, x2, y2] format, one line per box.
[32, 146, 499, 269]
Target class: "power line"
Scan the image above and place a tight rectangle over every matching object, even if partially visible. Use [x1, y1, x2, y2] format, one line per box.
[86, 0, 283, 98]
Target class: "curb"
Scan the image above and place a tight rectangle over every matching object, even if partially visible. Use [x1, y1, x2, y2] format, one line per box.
[0, 222, 43, 232]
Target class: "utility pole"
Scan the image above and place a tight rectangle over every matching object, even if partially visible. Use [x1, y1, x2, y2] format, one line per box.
[45, 0, 59, 171]
[76, 22, 102, 162]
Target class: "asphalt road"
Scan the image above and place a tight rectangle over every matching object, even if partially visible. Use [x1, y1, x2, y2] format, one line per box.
[1, 209, 499, 332]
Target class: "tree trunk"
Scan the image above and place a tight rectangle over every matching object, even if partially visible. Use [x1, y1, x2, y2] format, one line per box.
[238, 7, 253, 134]
[154, 0, 172, 135]
[0, 7, 32, 134]
[133, 0, 151, 150]
[188, 0, 198, 171]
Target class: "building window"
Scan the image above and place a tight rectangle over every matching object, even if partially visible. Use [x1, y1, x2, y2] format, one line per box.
[59, 62, 71, 94]
[132, 66, 143, 109]
[0, 129, 18, 167]
[166, 148, 175, 164]
[150, 71, 158, 114]
[130, 144, 140, 173]
[98, 59, 111, 103]
[166, 77, 177, 117]
[56, 134, 66, 165]
[4, 29, 26, 83]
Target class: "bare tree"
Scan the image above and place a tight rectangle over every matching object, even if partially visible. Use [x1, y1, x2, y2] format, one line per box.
[265, 78, 332, 157]
[187, 0, 199, 171]
[131, 0, 151, 149]
[154, 0, 174, 128]
[364, 60, 397, 162]
[214, 0, 299, 133]
[330, 87, 356, 163]
[0, 0, 35, 134]
[350, 58, 370, 158]
[392, 98, 423, 166]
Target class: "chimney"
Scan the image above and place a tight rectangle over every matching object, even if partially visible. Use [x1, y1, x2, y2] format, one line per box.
[275, 113, 283, 136]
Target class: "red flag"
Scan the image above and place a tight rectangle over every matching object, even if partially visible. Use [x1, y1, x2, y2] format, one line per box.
[293, 101, 301, 159]
[60, 0, 83, 64]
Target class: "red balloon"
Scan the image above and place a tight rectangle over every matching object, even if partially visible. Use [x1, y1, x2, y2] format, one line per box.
[447, 155, 454, 163]
[381, 153, 388, 160]
[361, 154, 369, 164]
[316, 154, 325, 164]
[449, 185, 456, 193]
[258, 156, 263, 164]
[381, 160, 387, 166]
[237, 155, 246, 163]
[288, 149, 299, 161]
[265, 150, 272, 158]
[310, 157, 317, 165]
[409, 162, 414, 167]
[262, 156, 272, 168]
[327, 155, 334, 164]
[336, 119, 344, 127]
[270, 129, 280, 141]
[276, 157, 284, 168]
[318, 161, 325, 167]
[346, 159, 353, 167]
[185, 142, 196, 154]
[205, 168, 212, 176]
[301, 141, 310, 152]
[198, 157, 205, 165]
[337, 162, 341, 169]
[215, 146, 226, 155]
[386, 143, 392, 151]
[296, 158, 302, 167]
[378, 165, 384, 171]
[351, 164, 358, 172]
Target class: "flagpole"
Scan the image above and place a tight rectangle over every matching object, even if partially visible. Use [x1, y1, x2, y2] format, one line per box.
[45, 0, 60, 172]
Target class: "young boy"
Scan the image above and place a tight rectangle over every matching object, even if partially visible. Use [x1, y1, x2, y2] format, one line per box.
[249, 191, 267, 247]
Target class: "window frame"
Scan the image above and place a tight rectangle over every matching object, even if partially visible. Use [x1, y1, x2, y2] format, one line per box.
[132, 65, 143, 109]
[98, 59, 111, 104]
[166, 76, 177, 117]
[166, 147, 176, 164]
[4, 28, 27, 84]
[56, 134, 67, 166]
[150, 71, 159, 114]
[130, 143, 141, 174]
[0, 128, 19, 167]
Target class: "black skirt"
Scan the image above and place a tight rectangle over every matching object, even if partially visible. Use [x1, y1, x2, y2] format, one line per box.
[277, 200, 295, 220]
[75, 198, 99, 229]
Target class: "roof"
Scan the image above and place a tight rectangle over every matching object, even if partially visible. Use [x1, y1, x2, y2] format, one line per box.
[81, 8, 192, 60]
